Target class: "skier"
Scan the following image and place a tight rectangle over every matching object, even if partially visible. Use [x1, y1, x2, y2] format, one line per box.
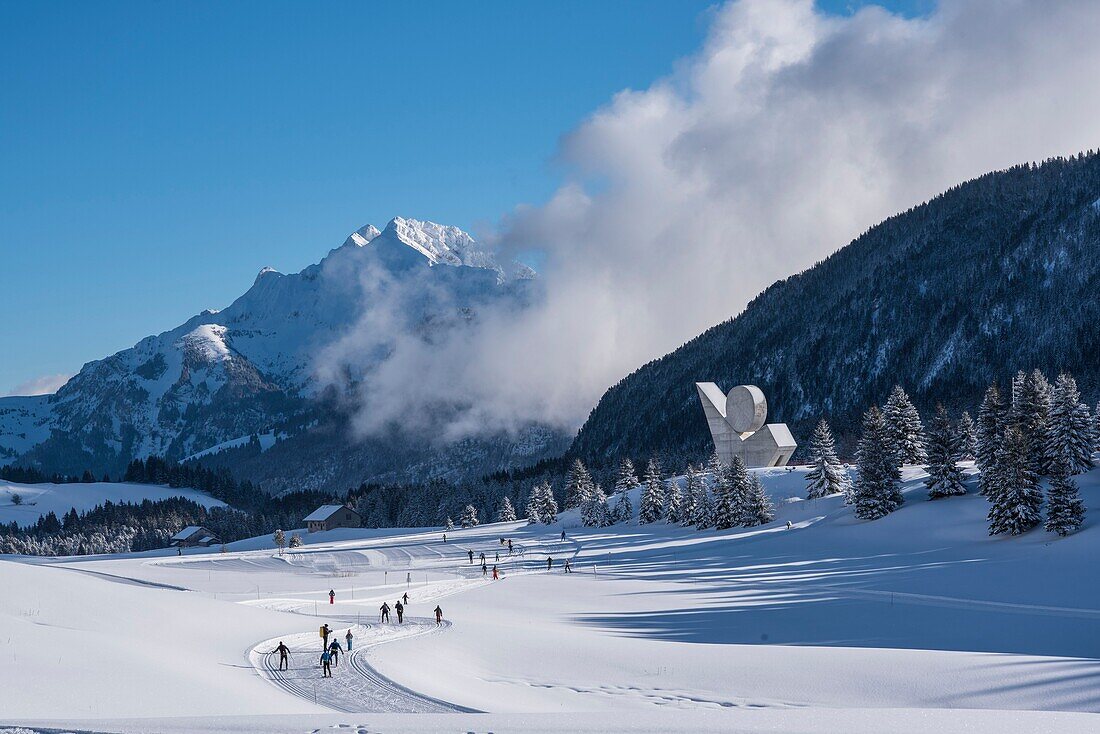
[320, 623, 332, 650]
[495, 551, 499, 563]
[492, 565, 499, 580]
[380, 601, 391, 623]
[507, 539, 513, 554]
[443, 533, 447, 543]
[345, 629, 353, 652]
[482, 562, 487, 577]
[272, 641, 290, 671]
[547, 556, 553, 571]
[329, 639, 341, 667]
[468, 549, 474, 564]
[320, 648, 332, 677]
[786, 520, 792, 530]
[402, 591, 409, 605]
[434, 605, 443, 625]
[328, 588, 335, 605]
[395, 599, 404, 623]
[560, 530, 566, 541]
[564, 558, 571, 574]
[479, 551, 486, 565]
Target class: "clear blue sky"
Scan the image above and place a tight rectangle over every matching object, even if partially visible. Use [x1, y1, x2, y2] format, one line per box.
[0, 1, 929, 394]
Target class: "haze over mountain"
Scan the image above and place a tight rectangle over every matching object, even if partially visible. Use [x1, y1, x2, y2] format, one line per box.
[571, 153, 1100, 466]
[0, 217, 562, 490]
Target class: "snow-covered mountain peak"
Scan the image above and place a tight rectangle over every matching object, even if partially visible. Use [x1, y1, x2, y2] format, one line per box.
[253, 266, 282, 285]
[342, 224, 382, 249]
[382, 217, 498, 270]
[177, 324, 231, 364]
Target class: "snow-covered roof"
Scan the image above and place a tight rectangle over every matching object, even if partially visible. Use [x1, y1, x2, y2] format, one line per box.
[303, 505, 350, 522]
[171, 526, 205, 541]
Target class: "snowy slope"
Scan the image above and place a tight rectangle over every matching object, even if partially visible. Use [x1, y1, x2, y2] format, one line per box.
[0, 218, 555, 482]
[2, 462, 1099, 732]
[0, 480, 226, 527]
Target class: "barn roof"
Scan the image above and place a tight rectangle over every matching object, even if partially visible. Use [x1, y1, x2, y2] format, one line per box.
[303, 505, 350, 522]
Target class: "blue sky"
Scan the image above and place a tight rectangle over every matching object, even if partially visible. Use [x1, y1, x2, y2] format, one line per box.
[0, 1, 929, 394]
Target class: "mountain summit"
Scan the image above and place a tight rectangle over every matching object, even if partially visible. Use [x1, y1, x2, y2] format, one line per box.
[0, 218, 563, 486]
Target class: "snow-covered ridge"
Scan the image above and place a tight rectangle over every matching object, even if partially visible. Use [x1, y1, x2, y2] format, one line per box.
[385, 216, 498, 270]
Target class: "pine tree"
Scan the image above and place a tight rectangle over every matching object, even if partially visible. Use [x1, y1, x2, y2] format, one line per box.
[741, 474, 775, 526]
[288, 532, 303, 548]
[638, 460, 665, 524]
[615, 458, 639, 495]
[957, 411, 978, 460]
[1044, 474, 1085, 536]
[460, 504, 479, 527]
[446, 516, 456, 530]
[883, 385, 926, 466]
[925, 404, 967, 499]
[665, 479, 683, 524]
[581, 484, 612, 527]
[612, 490, 633, 524]
[988, 426, 1042, 536]
[1093, 402, 1100, 451]
[537, 482, 558, 524]
[1014, 370, 1053, 475]
[681, 464, 702, 526]
[496, 496, 517, 523]
[976, 383, 1006, 497]
[715, 456, 748, 530]
[805, 419, 848, 499]
[564, 459, 594, 510]
[1046, 373, 1094, 476]
[691, 467, 716, 529]
[853, 406, 904, 520]
[272, 528, 286, 553]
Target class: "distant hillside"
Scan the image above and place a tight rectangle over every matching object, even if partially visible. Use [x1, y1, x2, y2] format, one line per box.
[571, 152, 1100, 466]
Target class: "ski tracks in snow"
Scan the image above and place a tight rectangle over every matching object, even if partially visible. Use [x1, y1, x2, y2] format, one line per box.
[249, 618, 478, 714]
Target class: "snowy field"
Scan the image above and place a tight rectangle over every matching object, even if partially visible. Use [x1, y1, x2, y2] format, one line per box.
[0, 480, 226, 527]
[2, 464, 1099, 733]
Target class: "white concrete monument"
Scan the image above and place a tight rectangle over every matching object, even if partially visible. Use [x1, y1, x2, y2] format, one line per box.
[695, 382, 797, 468]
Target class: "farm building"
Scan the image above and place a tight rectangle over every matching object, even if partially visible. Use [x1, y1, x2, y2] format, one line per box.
[169, 526, 220, 548]
[304, 504, 362, 533]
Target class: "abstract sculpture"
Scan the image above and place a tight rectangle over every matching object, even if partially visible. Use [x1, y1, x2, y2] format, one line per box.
[695, 383, 797, 468]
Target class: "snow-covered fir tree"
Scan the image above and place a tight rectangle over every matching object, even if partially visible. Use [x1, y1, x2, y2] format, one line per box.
[924, 404, 967, 499]
[853, 406, 904, 520]
[715, 456, 749, 530]
[581, 484, 612, 527]
[883, 385, 926, 466]
[460, 504, 479, 527]
[976, 383, 1006, 497]
[288, 532, 302, 548]
[446, 516, 456, 530]
[612, 490, 633, 524]
[564, 459, 595, 510]
[638, 459, 665, 524]
[741, 474, 775, 526]
[1093, 402, 1100, 450]
[1044, 473, 1085, 537]
[957, 411, 978, 460]
[272, 528, 286, 553]
[496, 496, 517, 523]
[665, 478, 683, 524]
[537, 482, 558, 524]
[681, 464, 702, 526]
[1013, 369, 1053, 475]
[988, 426, 1042, 536]
[805, 419, 848, 499]
[693, 482, 716, 529]
[1046, 373, 1094, 476]
[615, 458, 639, 495]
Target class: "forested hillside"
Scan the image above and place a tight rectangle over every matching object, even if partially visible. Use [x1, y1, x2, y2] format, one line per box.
[571, 153, 1100, 467]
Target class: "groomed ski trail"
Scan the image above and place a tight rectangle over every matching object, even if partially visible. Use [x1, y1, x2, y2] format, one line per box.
[249, 618, 479, 714]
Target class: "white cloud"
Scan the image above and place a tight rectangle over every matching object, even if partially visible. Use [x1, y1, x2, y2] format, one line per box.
[6, 373, 71, 397]
[338, 0, 1100, 440]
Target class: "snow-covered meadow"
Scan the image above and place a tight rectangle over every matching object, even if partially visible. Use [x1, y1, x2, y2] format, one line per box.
[1, 464, 1098, 733]
[0, 480, 225, 527]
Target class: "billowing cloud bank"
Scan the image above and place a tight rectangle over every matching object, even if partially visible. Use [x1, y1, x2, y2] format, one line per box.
[339, 0, 1100, 441]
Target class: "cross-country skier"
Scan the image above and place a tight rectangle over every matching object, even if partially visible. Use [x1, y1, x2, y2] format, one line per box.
[402, 592, 409, 605]
[320, 649, 332, 677]
[380, 602, 391, 623]
[492, 565, 499, 580]
[328, 588, 335, 605]
[495, 551, 499, 563]
[273, 641, 290, 671]
[564, 558, 571, 573]
[786, 521, 792, 530]
[434, 605, 443, 625]
[329, 639, 341, 667]
[479, 551, 485, 564]
[443, 533, 447, 543]
[345, 629, 353, 652]
[468, 549, 474, 564]
[547, 556, 553, 571]
[560, 530, 566, 541]
[395, 600, 404, 623]
[321, 623, 331, 650]
[507, 539, 513, 554]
